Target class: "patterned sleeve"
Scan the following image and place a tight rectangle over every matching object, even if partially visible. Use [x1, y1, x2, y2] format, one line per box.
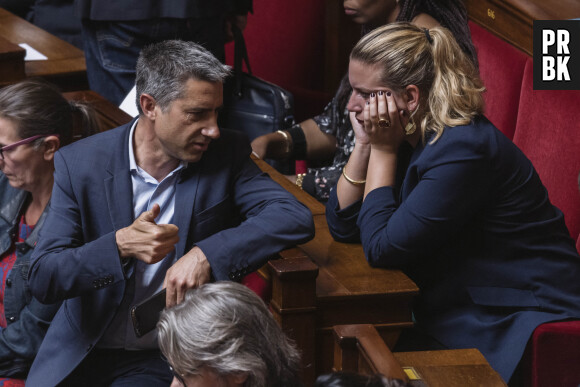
[312, 97, 340, 136]
[303, 84, 357, 203]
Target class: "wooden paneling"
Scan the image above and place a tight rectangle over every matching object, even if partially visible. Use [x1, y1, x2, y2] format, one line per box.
[464, 0, 580, 56]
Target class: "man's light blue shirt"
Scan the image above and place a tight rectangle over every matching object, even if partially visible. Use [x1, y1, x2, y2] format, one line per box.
[99, 119, 186, 349]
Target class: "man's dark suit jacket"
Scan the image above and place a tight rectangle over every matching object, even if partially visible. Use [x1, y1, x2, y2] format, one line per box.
[26, 120, 314, 386]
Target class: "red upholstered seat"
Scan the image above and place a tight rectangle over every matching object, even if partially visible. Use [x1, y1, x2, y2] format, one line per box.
[469, 21, 528, 140]
[225, 0, 332, 176]
[511, 57, 580, 387]
[225, 0, 330, 123]
[469, 20, 580, 387]
[524, 321, 580, 387]
[512, 59, 580, 242]
[242, 272, 271, 303]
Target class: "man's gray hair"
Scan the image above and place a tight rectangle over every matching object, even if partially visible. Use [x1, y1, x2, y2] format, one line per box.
[135, 40, 231, 115]
[158, 281, 302, 387]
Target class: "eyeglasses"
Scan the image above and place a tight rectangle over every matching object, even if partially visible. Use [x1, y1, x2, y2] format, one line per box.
[0, 134, 59, 160]
[161, 354, 188, 387]
[168, 364, 188, 387]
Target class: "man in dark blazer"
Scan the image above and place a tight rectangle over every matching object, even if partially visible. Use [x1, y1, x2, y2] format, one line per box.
[26, 40, 314, 386]
[75, 0, 252, 105]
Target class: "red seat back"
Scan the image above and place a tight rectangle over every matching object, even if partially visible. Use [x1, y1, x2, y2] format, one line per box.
[512, 59, 580, 241]
[469, 21, 528, 140]
[225, 0, 329, 122]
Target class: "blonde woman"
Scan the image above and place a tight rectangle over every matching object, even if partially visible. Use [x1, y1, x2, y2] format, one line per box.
[326, 22, 580, 386]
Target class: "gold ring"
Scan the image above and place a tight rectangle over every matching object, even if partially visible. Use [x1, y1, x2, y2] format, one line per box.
[378, 118, 391, 128]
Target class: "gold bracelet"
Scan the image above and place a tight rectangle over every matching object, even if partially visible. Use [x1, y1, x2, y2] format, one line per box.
[342, 166, 366, 185]
[276, 130, 291, 155]
[295, 173, 306, 189]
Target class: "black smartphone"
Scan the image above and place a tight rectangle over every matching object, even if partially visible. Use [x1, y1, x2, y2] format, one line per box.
[130, 288, 167, 338]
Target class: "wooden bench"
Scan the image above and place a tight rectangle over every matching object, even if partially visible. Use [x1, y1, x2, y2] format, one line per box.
[0, 7, 87, 91]
[333, 324, 507, 387]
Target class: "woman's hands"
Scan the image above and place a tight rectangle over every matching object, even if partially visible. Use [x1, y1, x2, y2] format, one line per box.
[359, 91, 407, 154]
[345, 91, 409, 202]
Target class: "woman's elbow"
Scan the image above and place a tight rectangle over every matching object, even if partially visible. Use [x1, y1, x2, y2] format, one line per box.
[328, 226, 361, 243]
[363, 242, 409, 269]
[364, 247, 385, 268]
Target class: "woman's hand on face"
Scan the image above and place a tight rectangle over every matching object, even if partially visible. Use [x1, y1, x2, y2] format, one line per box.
[349, 111, 371, 147]
[364, 91, 406, 153]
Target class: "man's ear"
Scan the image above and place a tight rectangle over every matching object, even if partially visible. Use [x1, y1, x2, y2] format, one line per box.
[43, 135, 61, 161]
[405, 85, 421, 112]
[140, 93, 157, 120]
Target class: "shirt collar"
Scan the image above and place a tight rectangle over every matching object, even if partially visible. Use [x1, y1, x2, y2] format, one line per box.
[128, 119, 188, 174]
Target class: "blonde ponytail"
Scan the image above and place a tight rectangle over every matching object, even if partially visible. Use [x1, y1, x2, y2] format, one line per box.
[424, 27, 484, 142]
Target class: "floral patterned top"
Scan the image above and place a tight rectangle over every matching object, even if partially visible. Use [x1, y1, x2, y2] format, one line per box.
[303, 92, 354, 202]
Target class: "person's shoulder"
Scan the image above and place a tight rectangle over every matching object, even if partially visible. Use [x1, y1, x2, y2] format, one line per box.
[424, 116, 500, 158]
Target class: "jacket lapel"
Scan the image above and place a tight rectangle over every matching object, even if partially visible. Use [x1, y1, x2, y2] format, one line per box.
[104, 123, 135, 230]
[173, 163, 200, 258]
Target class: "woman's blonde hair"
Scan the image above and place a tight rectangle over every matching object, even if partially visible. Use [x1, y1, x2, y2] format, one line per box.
[350, 22, 484, 143]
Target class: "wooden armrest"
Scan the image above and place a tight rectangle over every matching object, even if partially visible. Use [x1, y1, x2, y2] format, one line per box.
[333, 325, 508, 386]
[333, 324, 409, 382]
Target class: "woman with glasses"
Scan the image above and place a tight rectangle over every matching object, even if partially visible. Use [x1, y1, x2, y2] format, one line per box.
[0, 79, 99, 385]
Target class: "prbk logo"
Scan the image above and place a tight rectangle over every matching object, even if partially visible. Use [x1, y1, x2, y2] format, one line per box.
[534, 20, 580, 90]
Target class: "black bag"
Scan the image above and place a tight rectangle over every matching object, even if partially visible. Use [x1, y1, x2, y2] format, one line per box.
[219, 26, 295, 142]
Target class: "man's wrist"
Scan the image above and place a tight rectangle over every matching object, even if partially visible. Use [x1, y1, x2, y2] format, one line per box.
[115, 228, 128, 259]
